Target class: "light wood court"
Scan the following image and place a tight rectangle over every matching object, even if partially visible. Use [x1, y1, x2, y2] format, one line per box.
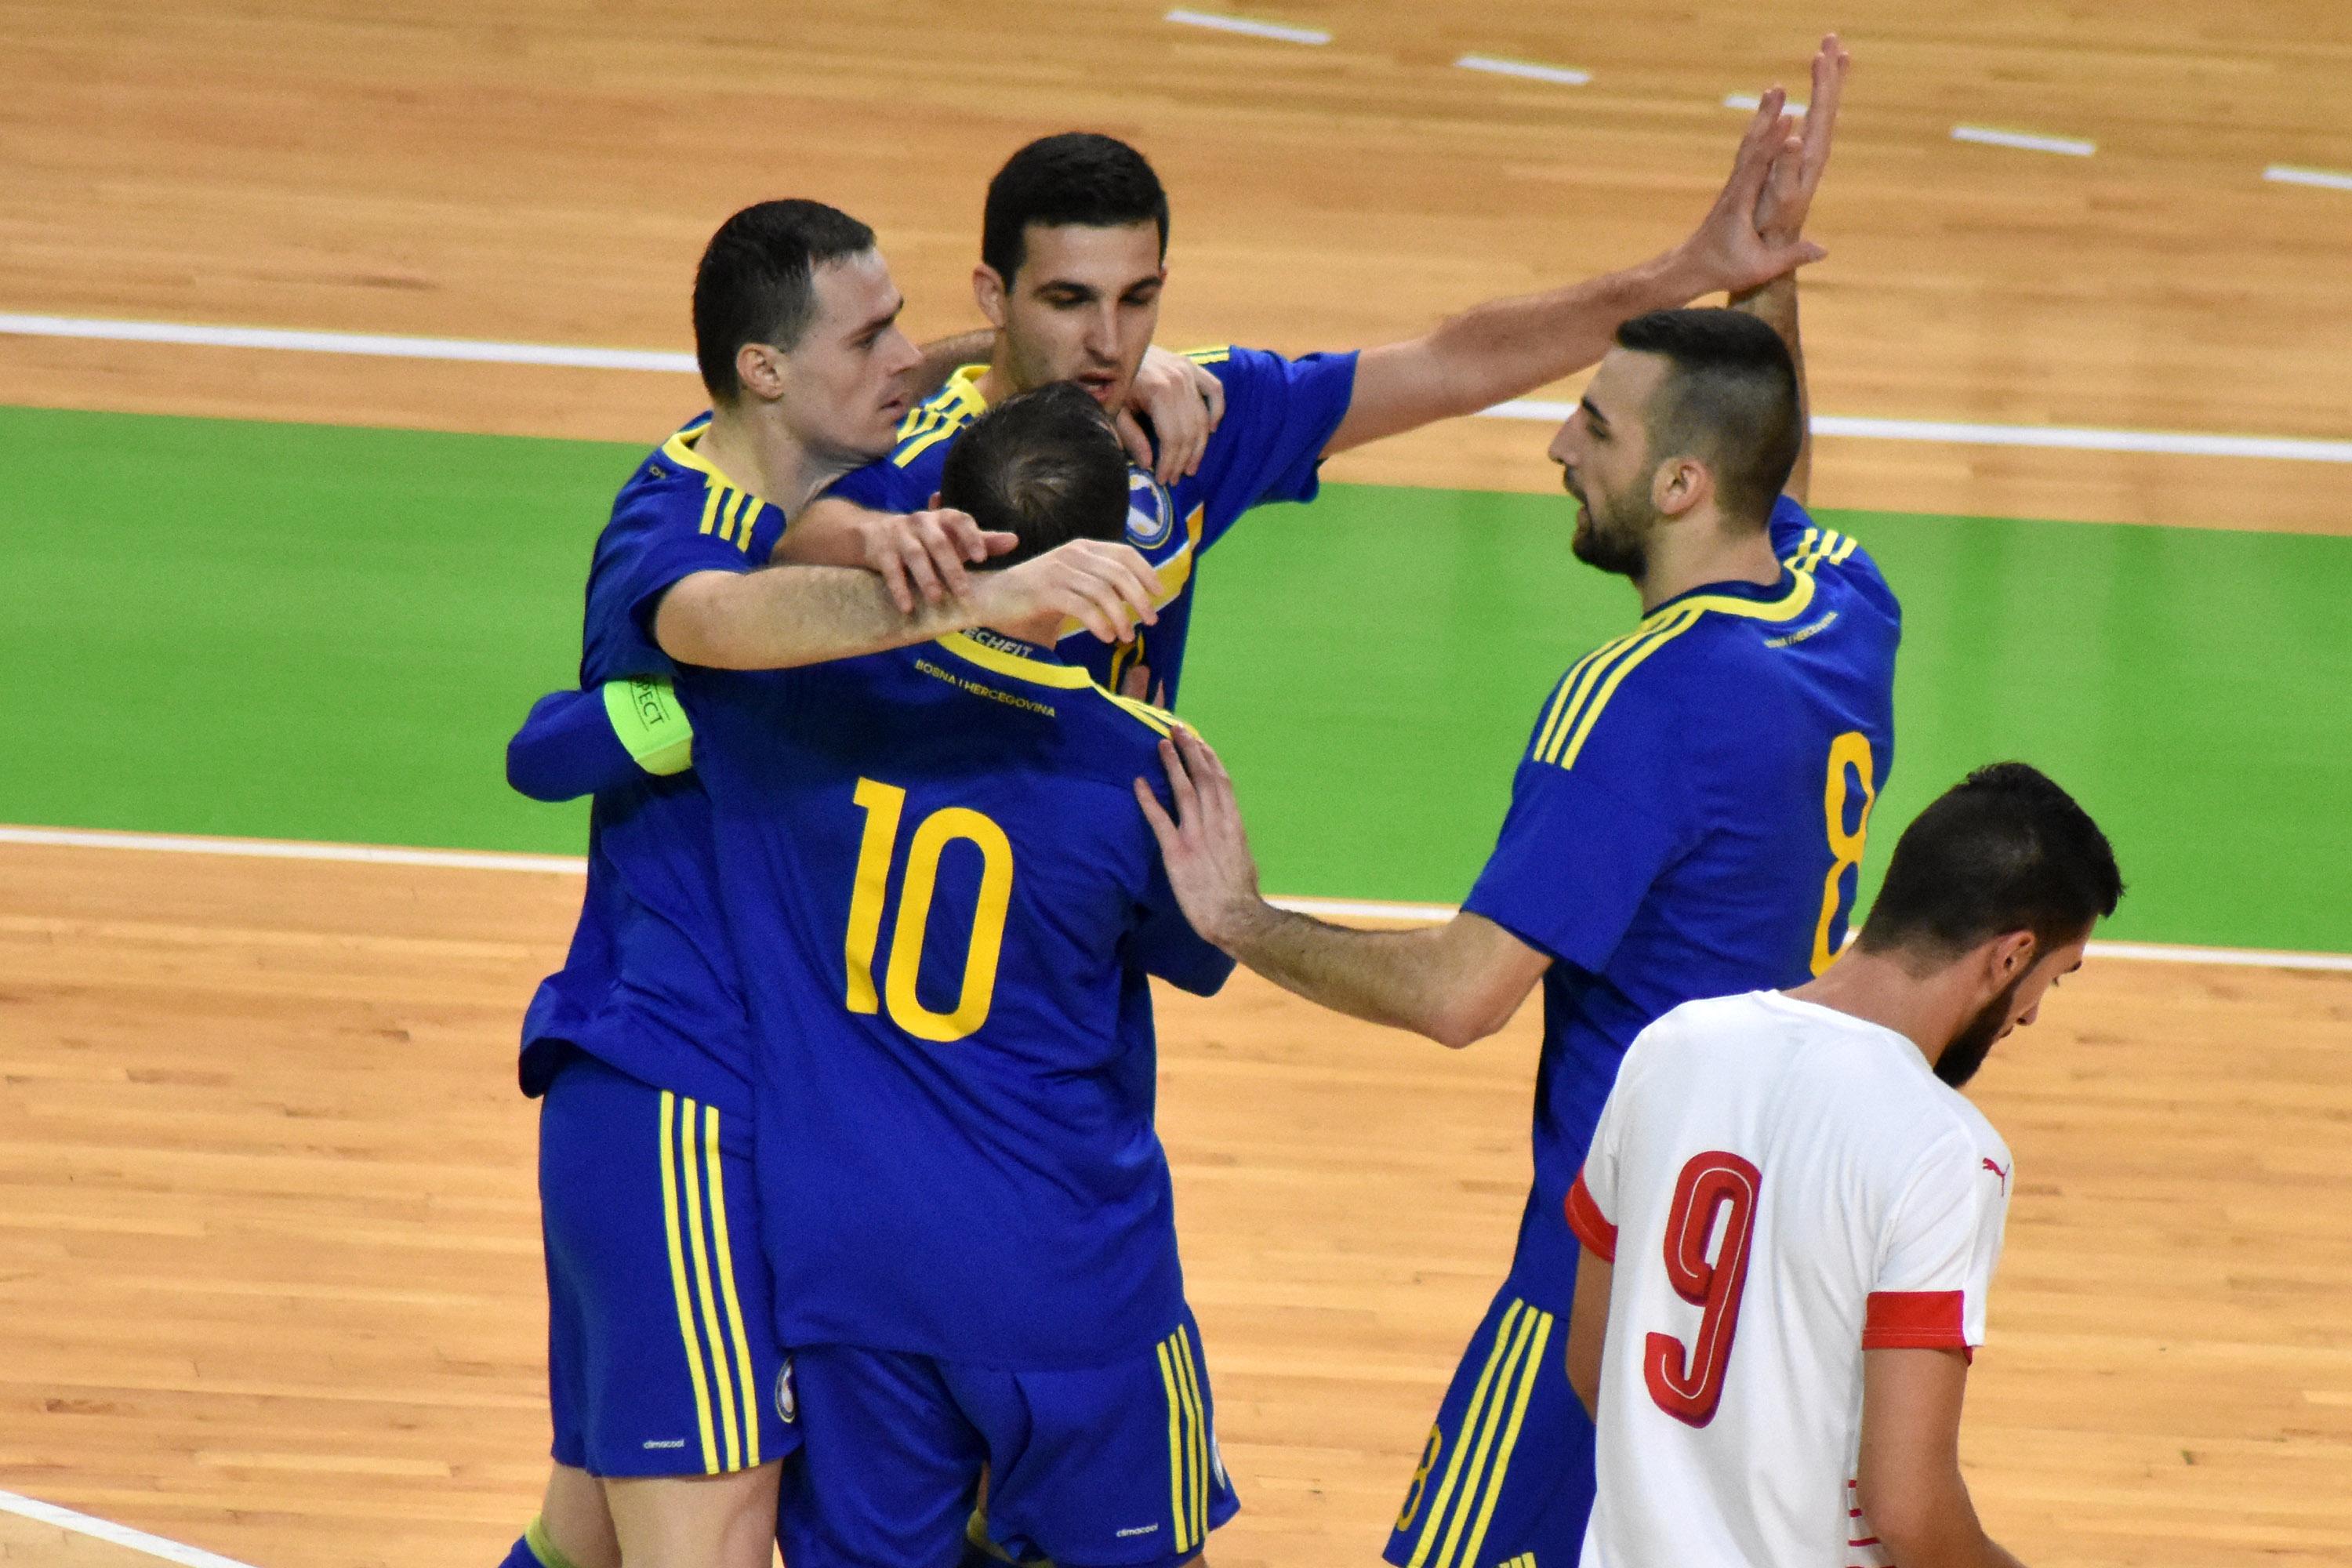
[3, 0, 2350, 531]
[2, 842, 2349, 1567]
[5, 1, 2352, 1564]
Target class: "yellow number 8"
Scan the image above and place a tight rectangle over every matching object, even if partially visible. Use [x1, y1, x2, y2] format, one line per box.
[1811, 731, 1878, 975]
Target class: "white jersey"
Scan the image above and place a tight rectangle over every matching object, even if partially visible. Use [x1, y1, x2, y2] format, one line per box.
[1566, 990, 2011, 1568]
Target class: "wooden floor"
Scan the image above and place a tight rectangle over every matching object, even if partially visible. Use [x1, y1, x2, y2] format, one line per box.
[5, 0, 2352, 1563]
[5, 0, 2352, 532]
[2, 844, 2349, 1568]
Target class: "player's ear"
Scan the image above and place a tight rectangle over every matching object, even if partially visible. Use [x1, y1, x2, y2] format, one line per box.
[1987, 929, 2038, 985]
[1653, 455, 1710, 518]
[973, 265, 1010, 330]
[735, 341, 788, 404]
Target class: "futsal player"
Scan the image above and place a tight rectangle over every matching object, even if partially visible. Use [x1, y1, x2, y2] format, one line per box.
[504, 200, 1164, 1568]
[1563, 763, 2122, 1568]
[794, 36, 1850, 706]
[637, 381, 1243, 1568]
[1136, 56, 1891, 1559]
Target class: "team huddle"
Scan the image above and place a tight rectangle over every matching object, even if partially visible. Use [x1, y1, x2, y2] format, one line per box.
[494, 37, 2124, 1568]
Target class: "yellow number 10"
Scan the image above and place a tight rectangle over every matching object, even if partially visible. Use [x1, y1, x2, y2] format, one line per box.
[1811, 731, 1878, 975]
[843, 778, 1016, 1043]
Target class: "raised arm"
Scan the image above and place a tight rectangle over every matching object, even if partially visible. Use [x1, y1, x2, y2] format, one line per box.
[905, 329, 994, 401]
[1727, 37, 1847, 504]
[1856, 1348, 2027, 1568]
[1134, 728, 1551, 1047]
[1324, 37, 1848, 457]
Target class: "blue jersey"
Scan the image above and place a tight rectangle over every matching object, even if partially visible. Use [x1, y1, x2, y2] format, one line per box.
[519, 416, 786, 1116]
[827, 347, 1359, 704]
[1461, 499, 1900, 1308]
[676, 632, 1235, 1370]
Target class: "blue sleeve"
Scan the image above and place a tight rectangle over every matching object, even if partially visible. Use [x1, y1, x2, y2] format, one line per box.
[1460, 670, 1699, 973]
[1126, 782, 1236, 996]
[583, 490, 781, 677]
[506, 688, 646, 802]
[1192, 347, 1360, 550]
[1768, 494, 1818, 560]
[1770, 495, 1895, 613]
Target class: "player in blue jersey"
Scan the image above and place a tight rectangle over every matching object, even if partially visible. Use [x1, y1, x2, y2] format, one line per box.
[1147, 300, 1894, 1568]
[506, 201, 1167, 1568]
[1136, 67, 1893, 1553]
[613, 382, 1236, 1568]
[793, 40, 1849, 706]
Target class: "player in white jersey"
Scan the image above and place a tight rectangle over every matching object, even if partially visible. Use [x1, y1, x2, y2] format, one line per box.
[1562, 762, 2123, 1568]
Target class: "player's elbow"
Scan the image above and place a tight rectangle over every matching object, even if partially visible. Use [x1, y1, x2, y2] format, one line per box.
[1854, 1466, 1973, 1568]
[1423, 989, 1515, 1051]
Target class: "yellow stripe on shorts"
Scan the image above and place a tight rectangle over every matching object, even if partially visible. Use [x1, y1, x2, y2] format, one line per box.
[1429, 1304, 1541, 1568]
[679, 1098, 743, 1472]
[1176, 1331, 1210, 1543]
[1405, 1301, 1525, 1568]
[1157, 1337, 1193, 1555]
[1459, 1308, 1555, 1568]
[657, 1091, 720, 1472]
[703, 1105, 762, 1468]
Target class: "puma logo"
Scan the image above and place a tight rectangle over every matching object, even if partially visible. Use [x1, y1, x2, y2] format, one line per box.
[1982, 1157, 2010, 1193]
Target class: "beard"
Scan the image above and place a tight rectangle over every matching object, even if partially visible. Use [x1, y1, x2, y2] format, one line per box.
[1934, 969, 2027, 1088]
[1566, 478, 1655, 580]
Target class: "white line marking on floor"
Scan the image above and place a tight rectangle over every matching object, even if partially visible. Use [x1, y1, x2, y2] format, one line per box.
[1163, 8, 1330, 44]
[7, 314, 2349, 465]
[0, 1490, 262, 1568]
[0, 310, 698, 372]
[1456, 55, 1590, 86]
[1951, 125, 2096, 158]
[0, 824, 586, 874]
[7, 826, 2347, 972]
[2264, 164, 2352, 193]
[1722, 93, 1806, 114]
[1479, 400, 2352, 464]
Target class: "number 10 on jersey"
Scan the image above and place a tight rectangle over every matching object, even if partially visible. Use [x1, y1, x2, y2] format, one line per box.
[844, 778, 1016, 1043]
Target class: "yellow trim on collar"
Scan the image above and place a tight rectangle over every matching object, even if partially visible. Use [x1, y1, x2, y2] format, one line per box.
[1651, 568, 1817, 626]
[937, 632, 1095, 690]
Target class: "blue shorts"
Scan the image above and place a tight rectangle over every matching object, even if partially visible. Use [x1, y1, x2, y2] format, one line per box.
[778, 1310, 1236, 1568]
[1384, 1283, 1592, 1568]
[539, 1049, 793, 1477]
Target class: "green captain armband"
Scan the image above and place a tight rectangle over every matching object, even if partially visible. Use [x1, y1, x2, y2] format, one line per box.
[602, 677, 695, 777]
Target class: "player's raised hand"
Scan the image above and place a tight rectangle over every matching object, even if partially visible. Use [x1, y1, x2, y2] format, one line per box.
[1752, 36, 1850, 248]
[859, 497, 1016, 614]
[973, 538, 1163, 644]
[1678, 58, 1835, 296]
[1135, 726, 1265, 949]
[1118, 345, 1229, 485]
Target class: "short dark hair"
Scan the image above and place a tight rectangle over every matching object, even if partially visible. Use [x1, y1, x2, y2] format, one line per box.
[691, 199, 877, 402]
[1857, 762, 2125, 964]
[982, 133, 1169, 286]
[1613, 308, 1803, 525]
[941, 381, 1131, 567]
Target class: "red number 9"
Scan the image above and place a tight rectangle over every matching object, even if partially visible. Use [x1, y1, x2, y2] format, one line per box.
[1642, 1150, 1762, 1428]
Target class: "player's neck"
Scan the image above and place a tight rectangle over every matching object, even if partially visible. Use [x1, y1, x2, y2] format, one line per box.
[974, 350, 1020, 408]
[699, 405, 853, 519]
[1786, 951, 1976, 1075]
[1634, 514, 1784, 615]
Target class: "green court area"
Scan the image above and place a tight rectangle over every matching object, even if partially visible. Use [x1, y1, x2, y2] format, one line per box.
[6, 403, 2347, 953]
